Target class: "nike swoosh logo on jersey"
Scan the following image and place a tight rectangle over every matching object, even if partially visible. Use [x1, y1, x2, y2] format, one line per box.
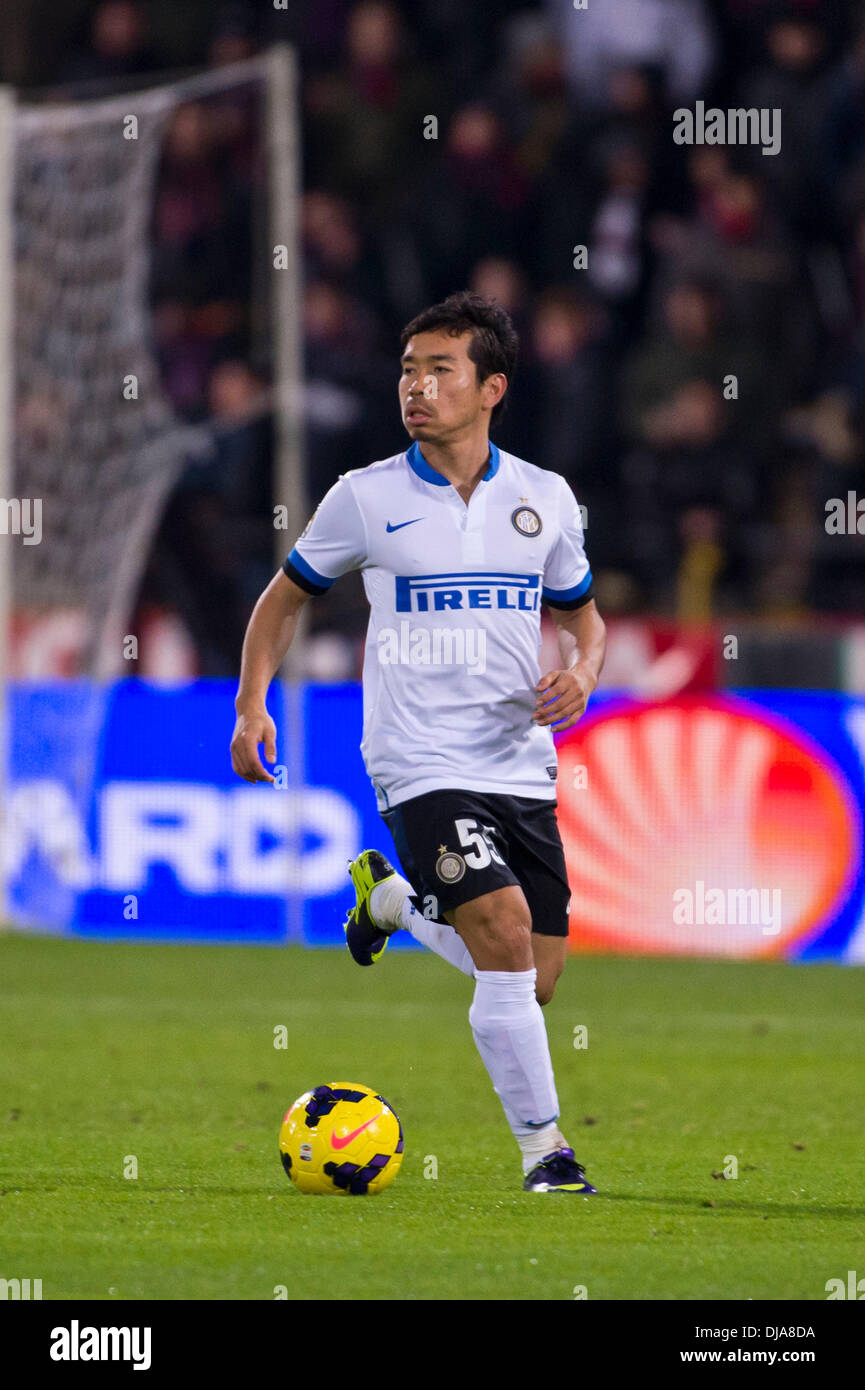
[330, 1112, 384, 1149]
[386, 518, 424, 532]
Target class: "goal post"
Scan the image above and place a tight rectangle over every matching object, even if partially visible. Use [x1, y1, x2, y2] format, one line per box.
[266, 45, 305, 607]
[265, 45, 307, 942]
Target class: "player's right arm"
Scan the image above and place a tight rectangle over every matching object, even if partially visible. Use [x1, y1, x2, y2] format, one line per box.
[231, 570, 310, 783]
[231, 473, 368, 784]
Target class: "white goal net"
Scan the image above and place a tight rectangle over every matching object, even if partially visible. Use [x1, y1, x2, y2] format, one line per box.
[0, 50, 302, 925]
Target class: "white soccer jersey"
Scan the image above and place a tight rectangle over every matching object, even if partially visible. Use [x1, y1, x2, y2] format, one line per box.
[285, 441, 593, 810]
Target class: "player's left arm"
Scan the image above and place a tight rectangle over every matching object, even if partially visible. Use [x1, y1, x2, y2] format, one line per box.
[533, 599, 606, 730]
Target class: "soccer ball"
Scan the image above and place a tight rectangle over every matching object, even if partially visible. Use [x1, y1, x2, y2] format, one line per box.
[279, 1082, 404, 1195]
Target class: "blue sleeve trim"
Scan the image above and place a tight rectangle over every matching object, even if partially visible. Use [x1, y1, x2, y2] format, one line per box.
[542, 570, 594, 608]
[283, 548, 335, 595]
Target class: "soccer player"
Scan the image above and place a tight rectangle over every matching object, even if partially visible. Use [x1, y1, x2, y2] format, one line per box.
[231, 292, 606, 1193]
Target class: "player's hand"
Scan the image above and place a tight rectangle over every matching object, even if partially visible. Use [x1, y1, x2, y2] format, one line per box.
[231, 707, 278, 783]
[533, 666, 596, 732]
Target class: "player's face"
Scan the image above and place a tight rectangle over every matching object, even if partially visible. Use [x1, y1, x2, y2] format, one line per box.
[399, 330, 499, 442]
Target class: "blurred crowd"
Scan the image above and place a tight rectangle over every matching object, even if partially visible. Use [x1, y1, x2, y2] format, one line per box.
[28, 0, 865, 669]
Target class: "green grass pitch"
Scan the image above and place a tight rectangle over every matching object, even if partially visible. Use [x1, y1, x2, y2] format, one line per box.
[1, 932, 862, 1301]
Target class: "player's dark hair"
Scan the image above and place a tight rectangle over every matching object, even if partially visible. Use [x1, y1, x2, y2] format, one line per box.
[400, 291, 519, 428]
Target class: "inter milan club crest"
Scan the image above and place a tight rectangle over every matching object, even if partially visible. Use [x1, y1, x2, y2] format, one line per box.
[435, 849, 466, 883]
[511, 505, 542, 537]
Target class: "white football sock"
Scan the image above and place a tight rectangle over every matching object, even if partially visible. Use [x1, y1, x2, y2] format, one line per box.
[468, 968, 562, 1163]
[369, 873, 415, 929]
[369, 874, 475, 977]
[516, 1121, 568, 1175]
[400, 900, 475, 977]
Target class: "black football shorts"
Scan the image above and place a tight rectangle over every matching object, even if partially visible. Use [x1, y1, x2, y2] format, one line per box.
[381, 788, 570, 937]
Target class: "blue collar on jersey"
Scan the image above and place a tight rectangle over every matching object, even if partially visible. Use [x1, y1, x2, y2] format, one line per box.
[406, 440, 500, 486]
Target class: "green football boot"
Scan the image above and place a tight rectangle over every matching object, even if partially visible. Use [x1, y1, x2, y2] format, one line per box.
[343, 849, 402, 966]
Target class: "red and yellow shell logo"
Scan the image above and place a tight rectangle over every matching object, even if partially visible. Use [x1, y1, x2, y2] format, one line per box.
[556, 698, 857, 957]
